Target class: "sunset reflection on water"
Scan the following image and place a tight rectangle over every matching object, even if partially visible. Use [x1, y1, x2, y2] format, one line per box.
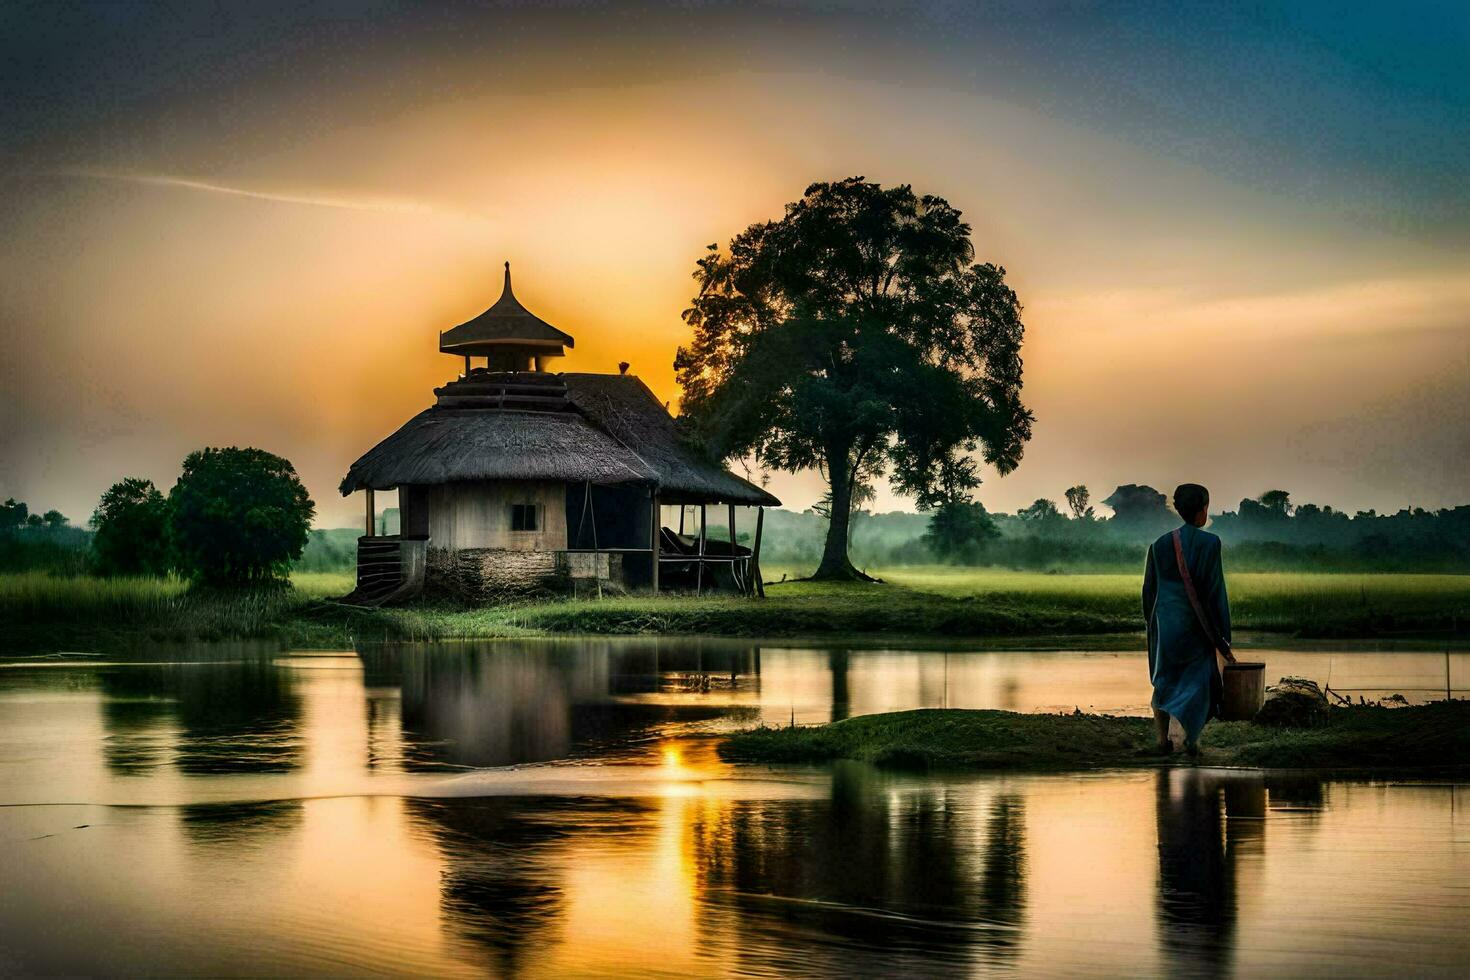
[0, 639, 1465, 976]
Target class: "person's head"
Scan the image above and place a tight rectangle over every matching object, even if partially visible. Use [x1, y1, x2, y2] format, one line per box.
[1173, 484, 1209, 526]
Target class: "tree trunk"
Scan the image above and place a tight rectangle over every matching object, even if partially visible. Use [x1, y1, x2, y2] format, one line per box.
[812, 448, 872, 581]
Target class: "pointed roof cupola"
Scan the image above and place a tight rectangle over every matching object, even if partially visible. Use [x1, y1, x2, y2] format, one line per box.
[439, 262, 575, 363]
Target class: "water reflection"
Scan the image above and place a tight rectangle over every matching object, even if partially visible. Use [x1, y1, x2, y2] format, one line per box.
[361, 640, 764, 770]
[829, 648, 850, 721]
[685, 765, 1027, 974]
[51, 639, 1470, 783]
[96, 645, 303, 775]
[179, 799, 304, 848]
[411, 797, 564, 973]
[1265, 773, 1326, 813]
[1156, 770, 1238, 976]
[1, 640, 1467, 976]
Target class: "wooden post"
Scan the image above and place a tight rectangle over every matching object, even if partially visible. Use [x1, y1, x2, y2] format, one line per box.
[728, 503, 739, 594]
[678, 504, 686, 535]
[696, 503, 707, 594]
[364, 488, 376, 537]
[463, 355, 471, 376]
[650, 492, 660, 593]
[752, 506, 765, 598]
[588, 481, 602, 600]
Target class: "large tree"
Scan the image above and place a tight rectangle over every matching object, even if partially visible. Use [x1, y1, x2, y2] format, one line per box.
[675, 177, 1032, 579]
[168, 447, 314, 585]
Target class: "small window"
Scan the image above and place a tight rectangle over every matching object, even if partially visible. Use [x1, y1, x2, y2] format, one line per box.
[510, 503, 539, 532]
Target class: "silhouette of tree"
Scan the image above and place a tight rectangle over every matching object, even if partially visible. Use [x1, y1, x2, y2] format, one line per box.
[924, 499, 1000, 562]
[1064, 484, 1093, 520]
[91, 478, 170, 576]
[1018, 498, 1061, 522]
[1258, 489, 1292, 515]
[0, 498, 25, 531]
[1103, 484, 1173, 529]
[41, 509, 67, 529]
[1237, 490, 1293, 527]
[676, 177, 1032, 580]
[168, 447, 314, 585]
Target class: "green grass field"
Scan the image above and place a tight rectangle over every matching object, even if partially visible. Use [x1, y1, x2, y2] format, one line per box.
[876, 566, 1470, 634]
[1, 566, 1466, 651]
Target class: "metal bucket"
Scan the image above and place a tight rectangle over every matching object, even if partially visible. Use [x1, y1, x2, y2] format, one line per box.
[1221, 662, 1266, 721]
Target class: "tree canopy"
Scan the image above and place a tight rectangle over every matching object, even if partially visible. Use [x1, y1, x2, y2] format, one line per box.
[0, 499, 27, 532]
[90, 478, 170, 576]
[1102, 484, 1173, 529]
[922, 500, 1000, 564]
[675, 177, 1032, 578]
[1018, 498, 1062, 523]
[1064, 485, 1093, 520]
[1240, 489, 1293, 522]
[168, 447, 314, 585]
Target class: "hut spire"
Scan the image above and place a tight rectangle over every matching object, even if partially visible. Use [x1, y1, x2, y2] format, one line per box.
[439, 260, 575, 371]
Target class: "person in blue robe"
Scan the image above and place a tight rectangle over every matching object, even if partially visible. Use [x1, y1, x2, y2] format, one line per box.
[1142, 483, 1235, 756]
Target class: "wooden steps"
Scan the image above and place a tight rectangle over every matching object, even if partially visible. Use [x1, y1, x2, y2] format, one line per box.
[350, 536, 426, 606]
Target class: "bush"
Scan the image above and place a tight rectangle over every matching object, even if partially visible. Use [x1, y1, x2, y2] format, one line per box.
[168, 447, 314, 585]
[923, 501, 999, 563]
[90, 478, 171, 575]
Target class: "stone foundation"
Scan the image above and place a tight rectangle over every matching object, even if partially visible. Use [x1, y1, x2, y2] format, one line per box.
[426, 547, 625, 602]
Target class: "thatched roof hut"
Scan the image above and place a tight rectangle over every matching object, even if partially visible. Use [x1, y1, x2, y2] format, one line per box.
[341, 406, 655, 492]
[340, 373, 776, 506]
[563, 374, 776, 505]
[339, 264, 778, 605]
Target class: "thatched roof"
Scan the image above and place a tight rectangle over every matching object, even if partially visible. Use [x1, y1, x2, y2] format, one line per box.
[439, 264, 575, 355]
[564, 374, 780, 506]
[340, 408, 654, 492]
[341, 372, 780, 506]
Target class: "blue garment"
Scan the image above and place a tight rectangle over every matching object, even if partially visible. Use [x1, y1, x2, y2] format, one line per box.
[1142, 524, 1232, 743]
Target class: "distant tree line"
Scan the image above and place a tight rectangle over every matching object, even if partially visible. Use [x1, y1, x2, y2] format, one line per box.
[757, 485, 1470, 573]
[1, 447, 314, 586]
[0, 498, 90, 574]
[9, 472, 1468, 580]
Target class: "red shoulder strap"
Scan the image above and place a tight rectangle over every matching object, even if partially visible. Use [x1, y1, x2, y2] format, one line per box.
[1173, 529, 1228, 654]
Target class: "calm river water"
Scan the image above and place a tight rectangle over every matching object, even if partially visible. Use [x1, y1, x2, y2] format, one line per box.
[1, 639, 1466, 977]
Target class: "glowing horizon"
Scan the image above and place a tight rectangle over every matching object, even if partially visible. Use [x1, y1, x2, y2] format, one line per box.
[3, 3, 1467, 527]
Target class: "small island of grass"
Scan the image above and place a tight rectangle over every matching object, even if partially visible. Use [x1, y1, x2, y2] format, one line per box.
[718, 701, 1470, 773]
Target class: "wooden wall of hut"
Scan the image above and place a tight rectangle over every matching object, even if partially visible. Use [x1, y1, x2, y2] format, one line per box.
[423, 480, 569, 551]
[398, 485, 431, 538]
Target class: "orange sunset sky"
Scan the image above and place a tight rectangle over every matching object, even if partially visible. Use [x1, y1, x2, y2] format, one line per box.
[3, 3, 1467, 527]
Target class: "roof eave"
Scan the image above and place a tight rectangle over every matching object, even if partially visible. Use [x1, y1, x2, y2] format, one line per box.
[439, 337, 570, 352]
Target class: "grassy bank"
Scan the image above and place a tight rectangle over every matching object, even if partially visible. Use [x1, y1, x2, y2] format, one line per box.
[719, 701, 1470, 773]
[1, 568, 1466, 651]
[327, 568, 1469, 642]
[0, 571, 353, 650]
